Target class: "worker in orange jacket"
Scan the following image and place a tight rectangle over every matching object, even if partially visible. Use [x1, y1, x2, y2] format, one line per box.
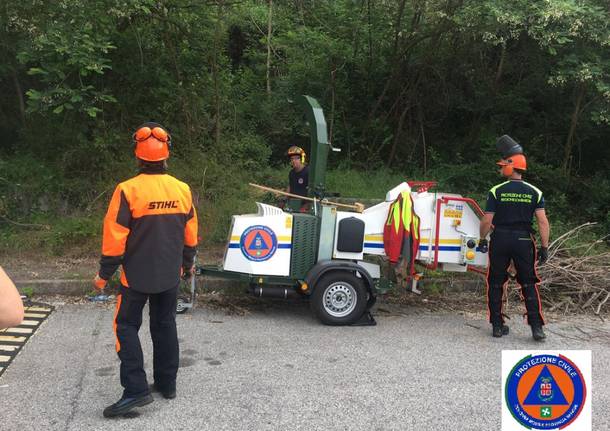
[93, 122, 198, 418]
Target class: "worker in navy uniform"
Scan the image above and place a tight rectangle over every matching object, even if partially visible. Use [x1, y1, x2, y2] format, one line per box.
[286, 145, 309, 197]
[479, 135, 550, 341]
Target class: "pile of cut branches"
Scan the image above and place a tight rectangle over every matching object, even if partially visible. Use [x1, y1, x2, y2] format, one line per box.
[537, 223, 610, 316]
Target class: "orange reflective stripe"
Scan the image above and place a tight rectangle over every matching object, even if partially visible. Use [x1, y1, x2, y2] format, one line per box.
[119, 270, 129, 288]
[102, 186, 130, 257]
[531, 235, 546, 324]
[113, 294, 122, 352]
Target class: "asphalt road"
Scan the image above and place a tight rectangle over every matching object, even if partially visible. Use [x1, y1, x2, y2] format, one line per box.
[1, 299, 608, 431]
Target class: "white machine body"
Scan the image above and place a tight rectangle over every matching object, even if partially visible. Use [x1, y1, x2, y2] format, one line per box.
[223, 203, 293, 276]
[333, 182, 487, 271]
[223, 183, 487, 277]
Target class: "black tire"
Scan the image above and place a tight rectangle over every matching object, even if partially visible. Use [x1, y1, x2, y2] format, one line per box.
[311, 271, 368, 325]
[176, 296, 190, 314]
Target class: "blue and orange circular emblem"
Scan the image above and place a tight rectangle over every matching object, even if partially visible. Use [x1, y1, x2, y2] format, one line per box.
[505, 354, 586, 430]
[239, 225, 278, 262]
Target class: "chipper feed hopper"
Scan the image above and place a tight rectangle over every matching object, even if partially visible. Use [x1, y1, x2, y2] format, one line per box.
[181, 96, 488, 325]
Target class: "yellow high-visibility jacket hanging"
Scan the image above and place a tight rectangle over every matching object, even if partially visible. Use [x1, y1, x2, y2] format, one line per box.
[383, 190, 420, 265]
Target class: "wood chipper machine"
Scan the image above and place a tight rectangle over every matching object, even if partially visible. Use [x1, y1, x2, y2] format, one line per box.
[178, 96, 488, 325]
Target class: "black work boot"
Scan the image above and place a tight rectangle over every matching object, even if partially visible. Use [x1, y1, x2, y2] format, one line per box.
[531, 324, 546, 341]
[152, 383, 176, 400]
[492, 324, 510, 338]
[103, 393, 153, 418]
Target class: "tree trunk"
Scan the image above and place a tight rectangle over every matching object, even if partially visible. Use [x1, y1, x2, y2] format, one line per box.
[563, 83, 586, 174]
[494, 44, 506, 90]
[329, 66, 336, 145]
[11, 69, 26, 125]
[366, 0, 373, 93]
[386, 103, 410, 168]
[212, 3, 224, 148]
[419, 103, 427, 176]
[266, 0, 273, 95]
[342, 111, 352, 169]
[392, 0, 408, 60]
[367, 7, 422, 123]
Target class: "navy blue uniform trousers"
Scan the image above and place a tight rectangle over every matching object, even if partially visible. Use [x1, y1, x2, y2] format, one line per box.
[486, 230, 545, 327]
[114, 284, 179, 398]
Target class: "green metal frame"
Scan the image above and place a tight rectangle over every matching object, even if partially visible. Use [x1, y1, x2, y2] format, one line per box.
[289, 213, 319, 279]
[297, 95, 329, 199]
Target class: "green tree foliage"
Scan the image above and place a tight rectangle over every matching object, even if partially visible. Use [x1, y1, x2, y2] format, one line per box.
[0, 0, 608, 245]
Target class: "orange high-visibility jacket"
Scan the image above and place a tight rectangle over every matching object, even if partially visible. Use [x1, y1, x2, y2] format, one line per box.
[99, 173, 198, 293]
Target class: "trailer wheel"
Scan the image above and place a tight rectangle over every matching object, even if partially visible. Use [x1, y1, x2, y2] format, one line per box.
[311, 271, 367, 325]
[176, 296, 190, 314]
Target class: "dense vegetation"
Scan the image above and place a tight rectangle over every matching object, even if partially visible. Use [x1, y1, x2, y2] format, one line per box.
[1, 0, 608, 252]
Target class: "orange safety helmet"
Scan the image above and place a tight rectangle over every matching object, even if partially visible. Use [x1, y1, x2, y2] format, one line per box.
[496, 154, 527, 177]
[133, 122, 171, 162]
[287, 145, 306, 164]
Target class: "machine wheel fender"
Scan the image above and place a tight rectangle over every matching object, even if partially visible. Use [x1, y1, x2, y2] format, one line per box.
[305, 260, 377, 308]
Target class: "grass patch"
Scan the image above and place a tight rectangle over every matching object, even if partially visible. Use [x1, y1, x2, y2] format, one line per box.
[0, 214, 101, 256]
[326, 167, 407, 199]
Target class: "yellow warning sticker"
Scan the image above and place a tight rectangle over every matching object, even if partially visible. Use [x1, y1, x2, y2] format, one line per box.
[443, 209, 462, 218]
[443, 202, 465, 219]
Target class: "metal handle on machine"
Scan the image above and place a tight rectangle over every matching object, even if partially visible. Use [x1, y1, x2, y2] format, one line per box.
[328, 141, 342, 153]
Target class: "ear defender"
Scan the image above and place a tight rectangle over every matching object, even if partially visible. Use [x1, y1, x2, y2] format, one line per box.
[133, 124, 171, 146]
[497, 153, 526, 177]
[132, 123, 171, 162]
[501, 163, 514, 177]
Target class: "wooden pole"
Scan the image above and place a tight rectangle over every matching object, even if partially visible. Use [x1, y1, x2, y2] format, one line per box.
[248, 183, 364, 213]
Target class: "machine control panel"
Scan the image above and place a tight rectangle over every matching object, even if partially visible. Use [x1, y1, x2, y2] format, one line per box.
[460, 235, 478, 264]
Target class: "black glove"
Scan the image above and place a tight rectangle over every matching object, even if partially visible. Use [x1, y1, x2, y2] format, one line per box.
[478, 238, 489, 253]
[182, 264, 195, 279]
[538, 246, 549, 265]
